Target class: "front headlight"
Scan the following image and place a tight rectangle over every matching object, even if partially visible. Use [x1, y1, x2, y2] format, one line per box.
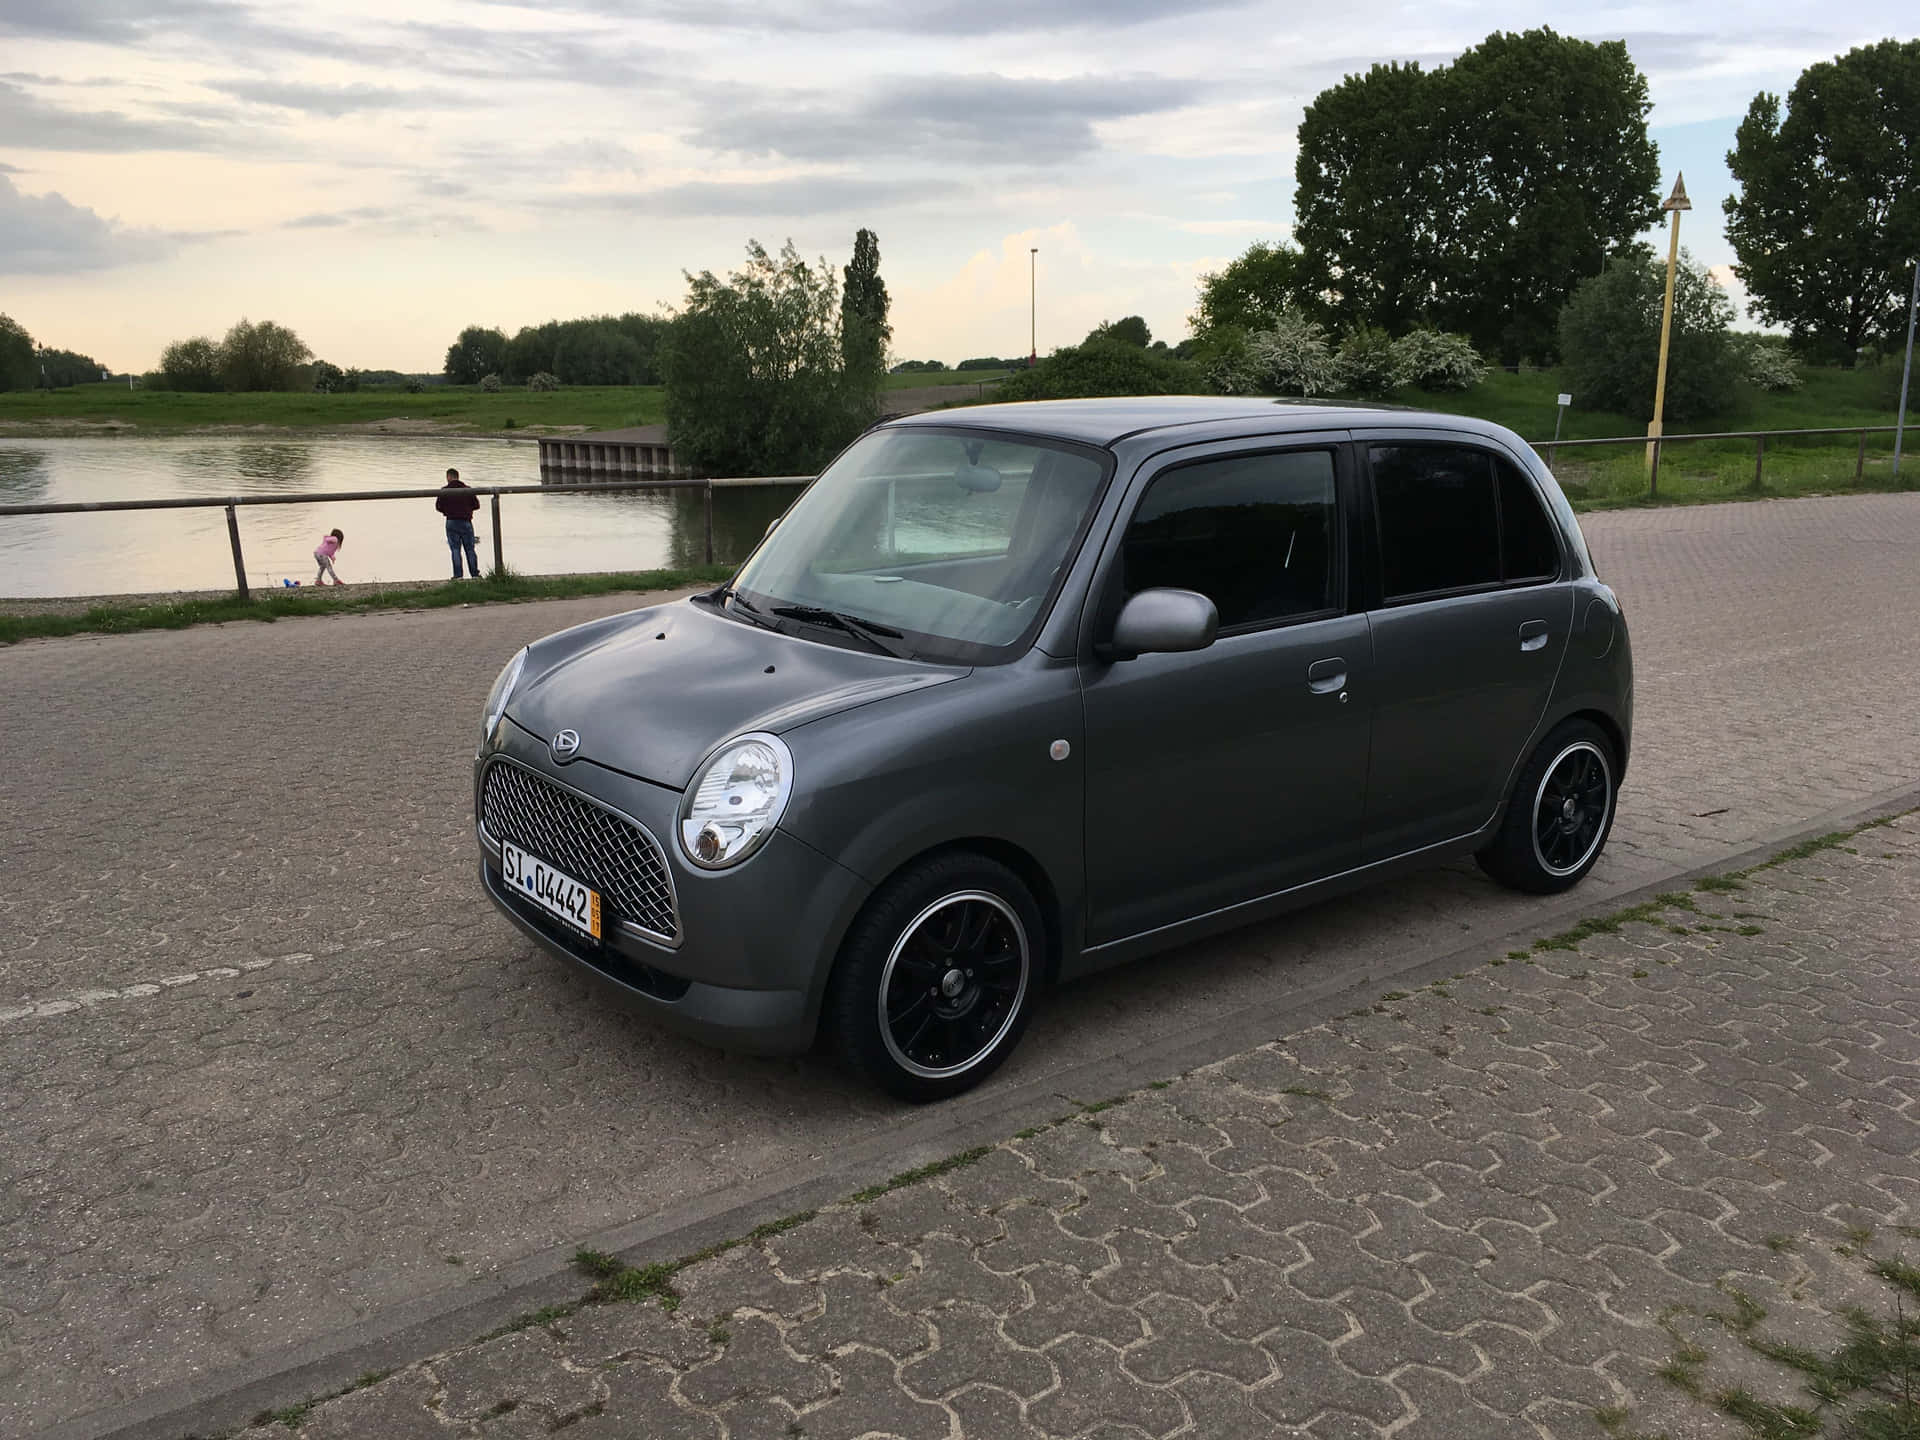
[481, 647, 527, 747]
[679, 733, 793, 870]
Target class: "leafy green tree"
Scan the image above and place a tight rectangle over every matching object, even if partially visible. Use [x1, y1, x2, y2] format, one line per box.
[35, 348, 106, 387]
[218, 319, 312, 392]
[310, 360, 346, 393]
[1294, 29, 1661, 363]
[992, 339, 1198, 401]
[663, 239, 879, 476]
[1724, 39, 1920, 365]
[155, 337, 222, 391]
[1557, 249, 1737, 422]
[840, 227, 891, 385]
[957, 357, 1011, 370]
[1085, 315, 1152, 348]
[1194, 242, 1308, 334]
[0, 314, 34, 391]
[445, 326, 509, 385]
[554, 324, 643, 385]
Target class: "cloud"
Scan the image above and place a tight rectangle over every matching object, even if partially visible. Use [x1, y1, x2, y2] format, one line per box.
[0, 78, 228, 152]
[693, 73, 1197, 166]
[499, 0, 1250, 36]
[207, 79, 464, 117]
[0, 175, 174, 273]
[0, 0, 246, 43]
[283, 206, 397, 229]
[579, 173, 953, 218]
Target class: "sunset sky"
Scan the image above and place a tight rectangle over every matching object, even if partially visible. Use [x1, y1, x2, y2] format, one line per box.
[1, 1, 1908, 374]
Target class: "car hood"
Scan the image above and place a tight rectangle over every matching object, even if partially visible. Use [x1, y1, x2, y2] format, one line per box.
[505, 597, 964, 789]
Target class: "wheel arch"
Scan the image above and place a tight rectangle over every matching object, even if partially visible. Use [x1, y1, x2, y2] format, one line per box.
[844, 836, 1067, 988]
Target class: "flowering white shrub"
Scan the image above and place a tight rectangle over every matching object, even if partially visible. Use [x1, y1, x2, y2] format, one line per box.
[1337, 327, 1411, 397]
[1391, 329, 1487, 391]
[1734, 335, 1801, 391]
[528, 371, 560, 392]
[1246, 310, 1348, 397]
[478, 373, 503, 393]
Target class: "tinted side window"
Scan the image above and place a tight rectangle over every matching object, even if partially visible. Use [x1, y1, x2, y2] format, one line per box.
[1371, 444, 1499, 598]
[1122, 449, 1338, 630]
[1498, 460, 1561, 581]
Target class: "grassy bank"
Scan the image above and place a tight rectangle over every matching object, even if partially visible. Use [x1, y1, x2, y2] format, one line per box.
[0, 370, 1014, 436]
[0, 565, 734, 646]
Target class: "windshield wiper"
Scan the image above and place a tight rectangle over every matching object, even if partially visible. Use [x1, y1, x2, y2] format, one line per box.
[768, 604, 913, 659]
[713, 585, 779, 630]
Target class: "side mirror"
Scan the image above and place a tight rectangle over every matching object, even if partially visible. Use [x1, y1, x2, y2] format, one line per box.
[1101, 588, 1218, 661]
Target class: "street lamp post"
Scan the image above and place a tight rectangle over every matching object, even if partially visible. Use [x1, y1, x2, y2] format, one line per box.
[1646, 173, 1691, 493]
[1029, 247, 1038, 367]
[1895, 255, 1918, 480]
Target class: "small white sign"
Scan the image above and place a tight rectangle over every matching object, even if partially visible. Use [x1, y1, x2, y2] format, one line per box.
[1557, 393, 1573, 407]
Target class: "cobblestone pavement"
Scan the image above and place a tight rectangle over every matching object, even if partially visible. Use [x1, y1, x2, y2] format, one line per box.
[4, 494, 1920, 1435]
[225, 813, 1920, 1440]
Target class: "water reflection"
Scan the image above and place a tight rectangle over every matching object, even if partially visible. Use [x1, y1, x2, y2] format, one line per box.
[171, 443, 319, 494]
[0, 448, 50, 504]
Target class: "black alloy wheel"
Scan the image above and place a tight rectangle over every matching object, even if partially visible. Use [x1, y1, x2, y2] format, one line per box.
[1477, 718, 1619, 895]
[826, 853, 1040, 1102]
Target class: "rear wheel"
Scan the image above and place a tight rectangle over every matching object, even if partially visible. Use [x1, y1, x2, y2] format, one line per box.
[825, 852, 1039, 1102]
[1477, 719, 1618, 894]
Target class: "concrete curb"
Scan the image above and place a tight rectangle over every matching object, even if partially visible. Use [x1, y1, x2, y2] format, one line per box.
[44, 778, 1920, 1440]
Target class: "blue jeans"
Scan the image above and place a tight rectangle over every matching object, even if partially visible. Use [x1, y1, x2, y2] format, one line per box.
[446, 517, 479, 577]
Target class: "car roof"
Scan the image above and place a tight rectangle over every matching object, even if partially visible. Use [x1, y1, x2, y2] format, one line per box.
[883, 395, 1518, 450]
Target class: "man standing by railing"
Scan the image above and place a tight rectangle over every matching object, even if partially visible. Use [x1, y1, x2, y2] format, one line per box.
[436, 468, 482, 579]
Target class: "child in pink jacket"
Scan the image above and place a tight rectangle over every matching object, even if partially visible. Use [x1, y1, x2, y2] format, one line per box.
[313, 528, 346, 585]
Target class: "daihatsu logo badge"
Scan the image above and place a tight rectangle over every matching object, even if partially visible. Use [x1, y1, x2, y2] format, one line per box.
[550, 729, 581, 763]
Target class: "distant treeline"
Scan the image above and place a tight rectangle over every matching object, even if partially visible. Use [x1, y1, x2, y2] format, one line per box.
[890, 357, 1020, 373]
[444, 314, 670, 387]
[0, 313, 107, 391]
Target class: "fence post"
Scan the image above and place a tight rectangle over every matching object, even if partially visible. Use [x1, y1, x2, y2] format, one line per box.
[1649, 436, 1661, 500]
[490, 493, 504, 577]
[1753, 435, 1766, 492]
[703, 481, 715, 566]
[225, 503, 248, 599]
[1857, 430, 1869, 481]
[1541, 442, 1556, 474]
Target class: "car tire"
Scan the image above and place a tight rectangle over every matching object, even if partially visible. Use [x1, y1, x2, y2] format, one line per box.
[1476, 719, 1619, 895]
[825, 851, 1041, 1103]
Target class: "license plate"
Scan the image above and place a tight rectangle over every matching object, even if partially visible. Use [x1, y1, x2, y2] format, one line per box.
[501, 841, 602, 940]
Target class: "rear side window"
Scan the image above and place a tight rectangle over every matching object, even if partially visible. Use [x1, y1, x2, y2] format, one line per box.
[1123, 449, 1338, 630]
[1370, 443, 1563, 600]
[1371, 444, 1499, 598]
[1498, 459, 1561, 580]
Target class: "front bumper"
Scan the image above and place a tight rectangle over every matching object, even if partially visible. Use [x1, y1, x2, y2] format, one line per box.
[473, 725, 871, 1055]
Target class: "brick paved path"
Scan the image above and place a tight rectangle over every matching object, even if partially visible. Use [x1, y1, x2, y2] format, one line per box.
[228, 814, 1920, 1440]
[5, 493, 1920, 1435]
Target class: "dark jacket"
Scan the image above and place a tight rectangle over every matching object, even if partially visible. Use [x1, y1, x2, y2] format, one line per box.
[436, 479, 480, 522]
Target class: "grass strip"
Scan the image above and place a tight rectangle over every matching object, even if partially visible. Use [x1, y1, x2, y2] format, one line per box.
[0, 564, 735, 646]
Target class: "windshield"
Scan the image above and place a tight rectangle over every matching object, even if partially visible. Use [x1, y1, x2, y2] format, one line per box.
[725, 426, 1111, 664]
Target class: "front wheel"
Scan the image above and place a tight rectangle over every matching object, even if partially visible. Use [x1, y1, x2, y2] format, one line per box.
[824, 852, 1040, 1102]
[1477, 720, 1618, 894]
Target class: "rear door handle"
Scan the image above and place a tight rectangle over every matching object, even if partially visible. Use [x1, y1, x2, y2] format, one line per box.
[1307, 657, 1347, 694]
[1519, 621, 1550, 653]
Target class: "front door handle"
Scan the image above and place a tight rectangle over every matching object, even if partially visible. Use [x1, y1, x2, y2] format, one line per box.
[1519, 621, 1550, 653]
[1307, 657, 1347, 694]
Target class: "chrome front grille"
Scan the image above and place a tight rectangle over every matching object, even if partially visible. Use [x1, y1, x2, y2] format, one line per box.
[480, 760, 679, 944]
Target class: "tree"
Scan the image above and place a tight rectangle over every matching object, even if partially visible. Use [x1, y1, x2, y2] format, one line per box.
[445, 326, 509, 385]
[35, 348, 105, 387]
[1085, 315, 1152, 348]
[1724, 40, 1920, 365]
[840, 227, 891, 385]
[553, 323, 643, 385]
[218, 319, 312, 391]
[1557, 249, 1737, 422]
[1293, 29, 1661, 363]
[663, 239, 879, 476]
[992, 339, 1198, 401]
[155, 337, 223, 391]
[310, 360, 346, 393]
[0, 314, 34, 391]
[1194, 242, 1311, 336]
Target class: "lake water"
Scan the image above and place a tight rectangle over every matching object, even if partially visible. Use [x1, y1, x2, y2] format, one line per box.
[0, 435, 795, 598]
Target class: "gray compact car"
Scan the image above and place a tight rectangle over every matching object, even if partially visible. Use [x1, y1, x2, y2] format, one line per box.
[475, 398, 1631, 1100]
